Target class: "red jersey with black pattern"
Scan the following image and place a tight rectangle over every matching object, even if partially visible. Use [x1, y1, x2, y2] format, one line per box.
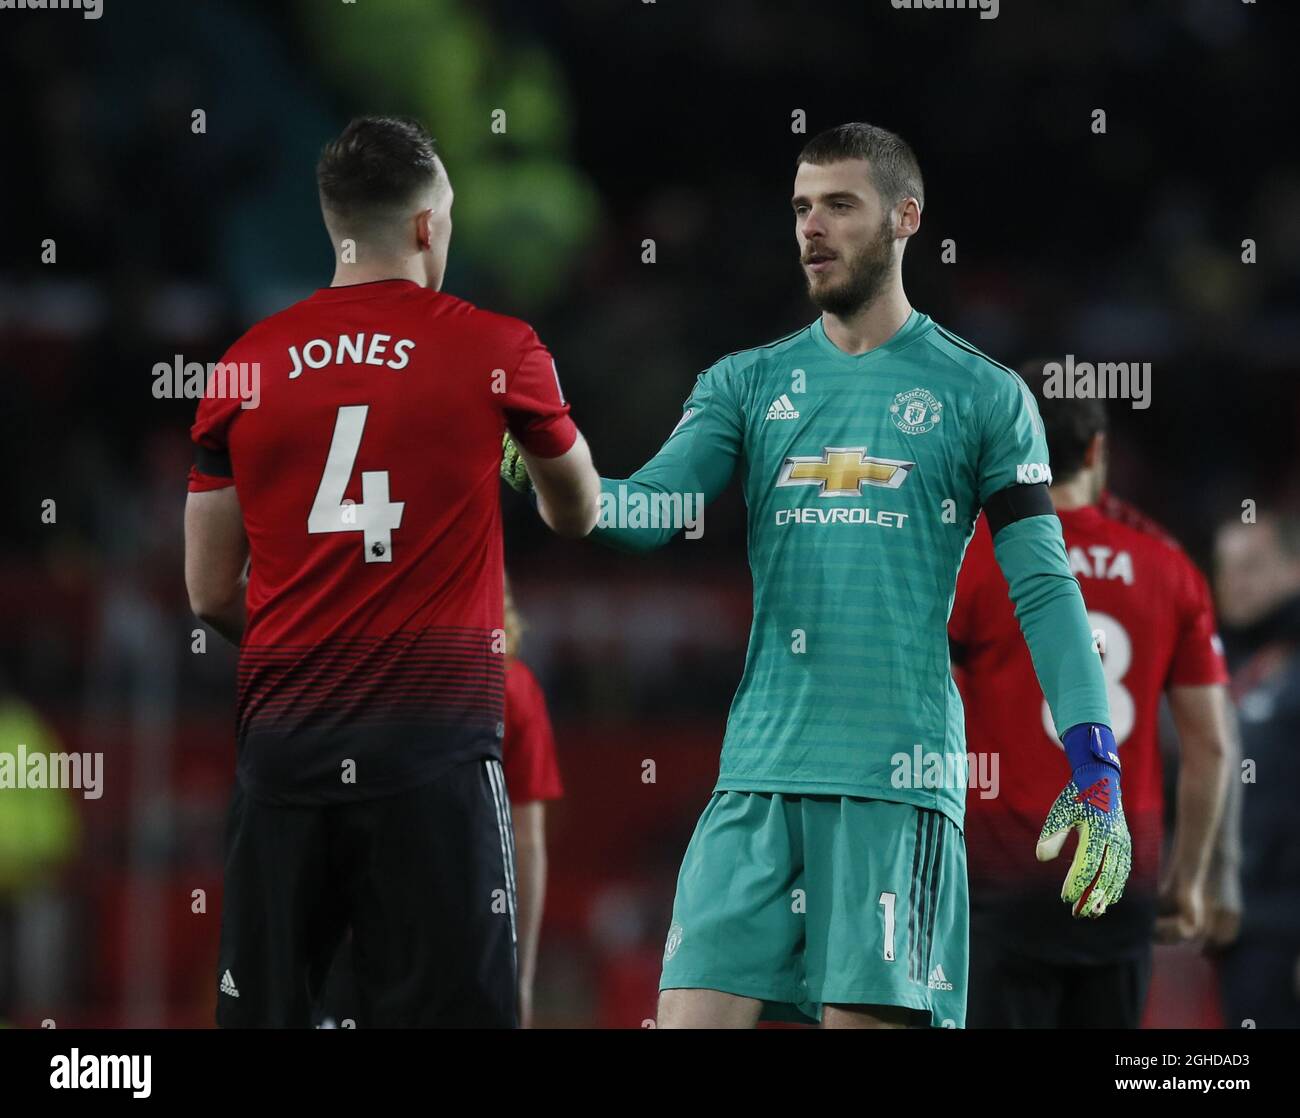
[188, 279, 577, 804]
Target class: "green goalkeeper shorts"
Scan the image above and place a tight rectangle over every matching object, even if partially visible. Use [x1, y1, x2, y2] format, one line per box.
[659, 791, 968, 1027]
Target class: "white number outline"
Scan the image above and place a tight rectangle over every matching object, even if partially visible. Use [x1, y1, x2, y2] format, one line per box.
[307, 405, 404, 564]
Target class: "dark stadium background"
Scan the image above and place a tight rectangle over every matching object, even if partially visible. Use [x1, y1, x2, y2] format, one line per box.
[0, 0, 1296, 1027]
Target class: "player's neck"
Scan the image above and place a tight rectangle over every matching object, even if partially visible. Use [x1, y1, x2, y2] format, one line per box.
[1049, 476, 1095, 511]
[820, 285, 912, 356]
[330, 258, 429, 289]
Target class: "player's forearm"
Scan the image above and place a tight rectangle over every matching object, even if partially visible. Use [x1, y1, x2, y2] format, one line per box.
[194, 594, 247, 645]
[993, 514, 1111, 733]
[1168, 732, 1229, 886]
[1209, 779, 1243, 913]
[523, 432, 601, 539]
[590, 476, 699, 552]
[589, 442, 722, 553]
[513, 832, 546, 1026]
[587, 376, 739, 552]
[184, 488, 249, 646]
[1203, 700, 1242, 906]
[510, 801, 547, 1027]
[535, 489, 598, 539]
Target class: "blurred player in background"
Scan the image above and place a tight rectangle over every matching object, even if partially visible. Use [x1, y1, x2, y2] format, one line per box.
[315, 575, 564, 1028]
[0, 682, 80, 1025]
[1213, 513, 1300, 1028]
[507, 122, 1129, 1029]
[950, 377, 1232, 1028]
[183, 116, 598, 1027]
[501, 577, 565, 1027]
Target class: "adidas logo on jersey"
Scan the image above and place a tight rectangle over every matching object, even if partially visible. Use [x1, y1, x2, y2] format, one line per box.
[220, 969, 240, 998]
[765, 394, 800, 421]
[927, 964, 954, 991]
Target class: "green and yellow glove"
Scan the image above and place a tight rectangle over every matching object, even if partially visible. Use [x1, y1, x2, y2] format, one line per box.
[500, 432, 532, 494]
[1036, 723, 1133, 918]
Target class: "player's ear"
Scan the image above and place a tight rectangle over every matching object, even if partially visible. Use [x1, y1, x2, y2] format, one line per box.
[1084, 432, 1105, 469]
[415, 208, 434, 251]
[896, 197, 921, 240]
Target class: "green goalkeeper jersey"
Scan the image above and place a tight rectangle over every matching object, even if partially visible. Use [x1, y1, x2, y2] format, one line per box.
[595, 310, 1109, 826]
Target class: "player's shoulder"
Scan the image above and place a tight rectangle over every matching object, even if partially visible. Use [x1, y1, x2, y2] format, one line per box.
[709, 322, 816, 380]
[373, 287, 542, 351]
[920, 320, 1026, 392]
[276, 285, 538, 344]
[1094, 492, 1200, 573]
[442, 294, 540, 347]
[218, 305, 292, 358]
[1097, 492, 1179, 547]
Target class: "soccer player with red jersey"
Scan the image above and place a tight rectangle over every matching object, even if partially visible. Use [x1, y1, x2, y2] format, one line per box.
[314, 576, 564, 1029]
[183, 116, 599, 1028]
[950, 376, 1232, 1028]
[501, 578, 564, 1028]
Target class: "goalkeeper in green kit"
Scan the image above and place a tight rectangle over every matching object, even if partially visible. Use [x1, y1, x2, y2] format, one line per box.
[504, 123, 1130, 1028]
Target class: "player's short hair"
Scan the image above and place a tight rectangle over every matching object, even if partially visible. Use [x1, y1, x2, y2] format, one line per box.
[1021, 360, 1108, 483]
[316, 116, 443, 223]
[797, 123, 924, 211]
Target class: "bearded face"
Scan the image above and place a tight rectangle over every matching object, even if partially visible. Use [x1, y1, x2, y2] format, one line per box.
[801, 210, 897, 316]
[793, 159, 903, 318]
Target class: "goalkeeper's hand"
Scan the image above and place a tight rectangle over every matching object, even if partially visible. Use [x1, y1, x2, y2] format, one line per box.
[500, 432, 532, 494]
[1036, 723, 1132, 918]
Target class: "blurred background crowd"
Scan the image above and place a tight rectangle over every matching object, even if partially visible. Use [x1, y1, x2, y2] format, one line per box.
[0, 0, 1297, 1026]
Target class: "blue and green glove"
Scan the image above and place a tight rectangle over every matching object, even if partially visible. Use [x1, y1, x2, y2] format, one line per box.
[1036, 723, 1132, 918]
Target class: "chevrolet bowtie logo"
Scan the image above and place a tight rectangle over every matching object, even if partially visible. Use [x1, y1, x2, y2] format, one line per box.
[776, 447, 915, 496]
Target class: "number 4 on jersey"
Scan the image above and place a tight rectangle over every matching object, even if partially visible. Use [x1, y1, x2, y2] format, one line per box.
[308, 405, 404, 563]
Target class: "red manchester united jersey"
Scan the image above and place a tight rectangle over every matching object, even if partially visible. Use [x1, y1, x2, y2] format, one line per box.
[949, 493, 1227, 961]
[188, 279, 577, 804]
[502, 659, 564, 804]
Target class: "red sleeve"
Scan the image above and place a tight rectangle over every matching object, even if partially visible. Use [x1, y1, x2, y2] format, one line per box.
[186, 359, 244, 492]
[503, 329, 578, 459]
[501, 660, 564, 803]
[1167, 555, 1230, 688]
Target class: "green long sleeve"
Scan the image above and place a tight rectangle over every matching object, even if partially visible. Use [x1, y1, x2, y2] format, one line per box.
[592, 360, 743, 553]
[992, 513, 1112, 737]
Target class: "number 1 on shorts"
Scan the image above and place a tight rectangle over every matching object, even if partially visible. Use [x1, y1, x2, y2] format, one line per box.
[878, 891, 896, 962]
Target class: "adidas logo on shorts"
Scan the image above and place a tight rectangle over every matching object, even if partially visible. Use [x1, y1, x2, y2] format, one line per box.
[220, 969, 240, 998]
[765, 394, 800, 421]
[927, 964, 953, 991]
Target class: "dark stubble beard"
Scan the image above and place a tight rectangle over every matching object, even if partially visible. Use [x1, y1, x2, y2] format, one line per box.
[805, 214, 896, 318]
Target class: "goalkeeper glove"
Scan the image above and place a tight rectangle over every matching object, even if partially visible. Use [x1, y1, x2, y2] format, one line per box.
[1036, 723, 1132, 918]
[500, 432, 531, 494]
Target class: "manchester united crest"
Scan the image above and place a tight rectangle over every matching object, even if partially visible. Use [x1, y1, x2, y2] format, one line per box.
[889, 387, 943, 435]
